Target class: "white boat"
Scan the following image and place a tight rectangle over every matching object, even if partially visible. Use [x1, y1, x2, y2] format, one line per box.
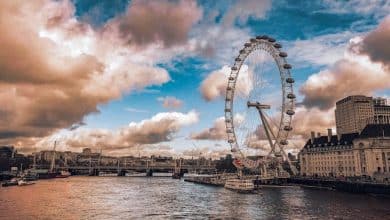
[56, 170, 71, 178]
[17, 179, 35, 186]
[125, 172, 146, 177]
[224, 178, 254, 193]
[98, 172, 118, 177]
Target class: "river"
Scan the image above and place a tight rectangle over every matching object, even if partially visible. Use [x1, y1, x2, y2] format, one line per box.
[1, 177, 389, 219]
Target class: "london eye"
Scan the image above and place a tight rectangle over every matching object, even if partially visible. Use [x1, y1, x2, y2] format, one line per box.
[224, 35, 296, 176]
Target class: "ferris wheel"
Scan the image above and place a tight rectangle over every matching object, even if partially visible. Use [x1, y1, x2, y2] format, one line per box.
[224, 35, 296, 173]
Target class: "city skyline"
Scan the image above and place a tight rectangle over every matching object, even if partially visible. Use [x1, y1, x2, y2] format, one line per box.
[1, 0, 389, 158]
[1, 1, 390, 219]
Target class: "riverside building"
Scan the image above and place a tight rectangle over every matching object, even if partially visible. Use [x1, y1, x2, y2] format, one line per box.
[300, 95, 390, 182]
[299, 125, 390, 181]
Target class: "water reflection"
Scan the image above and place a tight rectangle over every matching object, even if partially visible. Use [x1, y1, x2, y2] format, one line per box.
[1, 177, 389, 219]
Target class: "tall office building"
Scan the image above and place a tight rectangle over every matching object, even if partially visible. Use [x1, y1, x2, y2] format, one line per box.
[373, 99, 390, 125]
[335, 96, 374, 135]
[335, 95, 390, 135]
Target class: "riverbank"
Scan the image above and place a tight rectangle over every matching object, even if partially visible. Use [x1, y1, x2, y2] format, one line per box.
[288, 177, 390, 195]
[184, 175, 390, 195]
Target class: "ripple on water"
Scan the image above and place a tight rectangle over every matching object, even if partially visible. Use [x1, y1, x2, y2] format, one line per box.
[1, 177, 390, 219]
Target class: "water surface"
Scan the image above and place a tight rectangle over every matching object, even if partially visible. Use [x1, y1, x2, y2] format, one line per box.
[1, 177, 389, 219]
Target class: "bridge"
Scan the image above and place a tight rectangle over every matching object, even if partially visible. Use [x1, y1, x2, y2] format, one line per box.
[35, 164, 216, 176]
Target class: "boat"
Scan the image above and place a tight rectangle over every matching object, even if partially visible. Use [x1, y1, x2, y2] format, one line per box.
[37, 171, 59, 179]
[1, 178, 19, 187]
[98, 171, 118, 177]
[224, 178, 255, 193]
[17, 179, 35, 186]
[22, 171, 38, 181]
[172, 172, 184, 179]
[41, 140, 60, 179]
[26, 169, 58, 179]
[125, 172, 146, 177]
[56, 170, 71, 178]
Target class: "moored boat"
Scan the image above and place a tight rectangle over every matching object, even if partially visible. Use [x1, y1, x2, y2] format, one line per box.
[30, 170, 58, 179]
[125, 172, 146, 177]
[98, 171, 118, 177]
[1, 178, 19, 187]
[224, 178, 255, 193]
[17, 179, 35, 186]
[22, 171, 38, 181]
[56, 170, 71, 178]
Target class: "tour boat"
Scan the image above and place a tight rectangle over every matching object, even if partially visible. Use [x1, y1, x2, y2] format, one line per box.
[56, 170, 71, 178]
[224, 178, 255, 193]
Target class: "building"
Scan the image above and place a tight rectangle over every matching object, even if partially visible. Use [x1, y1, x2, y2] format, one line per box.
[82, 148, 92, 155]
[299, 125, 390, 181]
[373, 97, 387, 106]
[335, 95, 374, 135]
[0, 146, 32, 171]
[373, 102, 390, 125]
[0, 146, 14, 158]
[335, 95, 390, 135]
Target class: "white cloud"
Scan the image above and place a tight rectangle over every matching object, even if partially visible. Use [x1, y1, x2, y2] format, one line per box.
[125, 108, 149, 113]
[222, 0, 271, 26]
[157, 96, 183, 109]
[200, 65, 253, 101]
[287, 31, 358, 67]
[321, 0, 390, 19]
[35, 111, 199, 154]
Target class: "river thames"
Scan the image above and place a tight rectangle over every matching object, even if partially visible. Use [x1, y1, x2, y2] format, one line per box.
[1, 177, 390, 219]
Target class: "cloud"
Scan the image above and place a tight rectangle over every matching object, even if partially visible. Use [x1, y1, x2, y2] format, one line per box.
[287, 31, 356, 67]
[104, 0, 202, 48]
[300, 17, 390, 110]
[191, 114, 244, 140]
[300, 58, 389, 110]
[191, 117, 226, 140]
[292, 106, 335, 138]
[68, 121, 87, 131]
[181, 147, 230, 159]
[200, 65, 253, 101]
[222, 0, 271, 26]
[188, 16, 252, 62]
[157, 96, 183, 109]
[124, 108, 149, 113]
[321, 0, 390, 19]
[36, 111, 199, 154]
[0, 1, 171, 140]
[353, 16, 390, 68]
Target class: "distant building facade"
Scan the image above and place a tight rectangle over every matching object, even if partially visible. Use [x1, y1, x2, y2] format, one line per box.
[373, 102, 390, 125]
[335, 95, 390, 135]
[0, 146, 14, 158]
[299, 125, 390, 181]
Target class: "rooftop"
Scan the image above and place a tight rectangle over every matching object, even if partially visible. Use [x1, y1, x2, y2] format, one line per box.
[304, 124, 390, 149]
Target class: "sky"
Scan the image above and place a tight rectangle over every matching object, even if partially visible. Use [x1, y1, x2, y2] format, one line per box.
[0, 0, 389, 158]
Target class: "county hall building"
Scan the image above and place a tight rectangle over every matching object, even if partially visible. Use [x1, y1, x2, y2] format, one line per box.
[299, 95, 390, 182]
